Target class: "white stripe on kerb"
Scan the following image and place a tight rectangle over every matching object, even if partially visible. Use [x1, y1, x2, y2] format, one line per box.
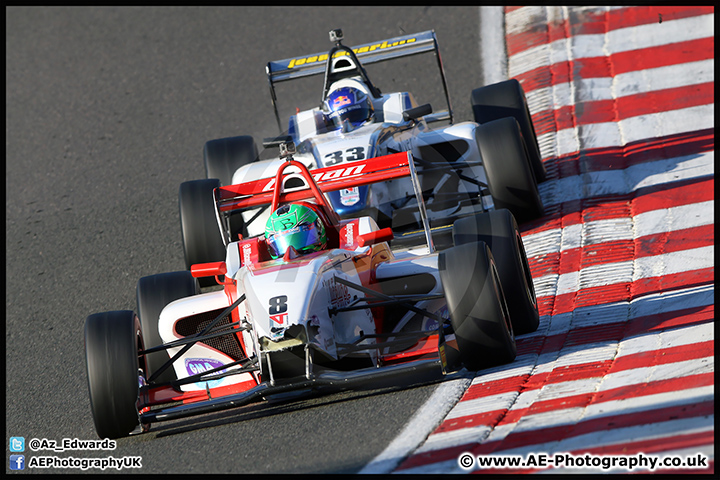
[537, 151, 714, 207]
[498, 415, 715, 461]
[633, 245, 713, 280]
[525, 59, 714, 110]
[633, 201, 714, 238]
[508, 14, 715, 77]
[533, 245, 713, 299]
[536, 105, 715, 158]
[479, 6, 508, 85]
[617, 322, 715, 358]
[601, 358, 714, 394]
[521, 200, 714, 262]
[444, 390, 520, 420]
[497, 385, 713, 451]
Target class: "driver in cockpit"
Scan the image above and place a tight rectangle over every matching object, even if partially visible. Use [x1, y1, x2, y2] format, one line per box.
[322, 86, 375, 133]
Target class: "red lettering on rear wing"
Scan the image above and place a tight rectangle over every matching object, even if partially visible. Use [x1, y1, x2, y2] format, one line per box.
[216, 152, 412, 212]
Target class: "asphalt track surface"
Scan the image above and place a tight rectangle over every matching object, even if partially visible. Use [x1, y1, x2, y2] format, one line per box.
[6, 7, 489, 474]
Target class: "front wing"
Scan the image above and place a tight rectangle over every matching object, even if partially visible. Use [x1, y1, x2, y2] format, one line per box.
[141, 357, 447, 424]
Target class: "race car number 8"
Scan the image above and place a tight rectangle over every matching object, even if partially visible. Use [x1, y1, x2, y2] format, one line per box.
[269, 295, 288, 315]
[324, 147, 365, 165]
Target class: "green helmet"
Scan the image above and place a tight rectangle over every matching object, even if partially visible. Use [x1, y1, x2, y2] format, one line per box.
[265, 204, 328, 259]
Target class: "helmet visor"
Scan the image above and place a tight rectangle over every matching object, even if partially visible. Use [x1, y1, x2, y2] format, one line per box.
[266, 222, 324, 258]
[326, 103, 371, 130]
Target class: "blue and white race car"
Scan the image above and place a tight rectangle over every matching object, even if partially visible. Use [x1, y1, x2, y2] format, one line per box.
[180, 28, 546, 271]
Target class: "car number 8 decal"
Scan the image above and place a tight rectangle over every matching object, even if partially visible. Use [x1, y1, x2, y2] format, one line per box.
[269, 295, 288, 315]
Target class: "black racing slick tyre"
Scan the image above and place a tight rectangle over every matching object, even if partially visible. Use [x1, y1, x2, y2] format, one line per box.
[471, 78, 546, 183]
[476, 117, 544, 223]
[136, 271, 199, 384]
[439, 241, 516, 371]
[179, 179, 226, 285]
[204, 135, 259, 187]
[453, 209, 539, 335]
[84, 310, 142, 439]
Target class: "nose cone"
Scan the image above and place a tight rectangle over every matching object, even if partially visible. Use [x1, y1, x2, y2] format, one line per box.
[240, 255, 327, 352]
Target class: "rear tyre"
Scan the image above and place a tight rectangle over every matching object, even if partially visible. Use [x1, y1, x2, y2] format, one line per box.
[203, 136, 253, 241]
[453, 209, 539, 334]
[204, 135, 258, 187]
[439, 241, 516, 370]
[84, 310, 142, 439]
[136, 271, 199, 383]
[471, 79, 546, 183]
[476, 117, 543, 223]
[179, 179, 226, 286]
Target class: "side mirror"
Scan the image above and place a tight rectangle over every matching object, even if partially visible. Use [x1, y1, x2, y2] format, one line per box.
[402, 103, 433, 122]
[357, 227, 394, 247]
[190, 261, 227, 278]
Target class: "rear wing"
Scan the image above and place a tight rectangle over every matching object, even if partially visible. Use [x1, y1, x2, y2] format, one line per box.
[213, 151, 435, 252]
[265, 30, 453, 132]
[216, 153, 410, 211]
[267, 31, 437, 82]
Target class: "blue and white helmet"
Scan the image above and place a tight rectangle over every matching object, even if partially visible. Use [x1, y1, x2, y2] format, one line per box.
[323, 86, 374, 131]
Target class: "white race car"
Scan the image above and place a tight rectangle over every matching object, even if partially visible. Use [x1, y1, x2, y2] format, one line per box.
[84, 142, 539, 439]
[179, 29, 545, 274]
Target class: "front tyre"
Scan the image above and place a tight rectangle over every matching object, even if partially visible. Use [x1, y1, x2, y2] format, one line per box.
[136, 271, 199, 383]
[439, 241, 516, 371]
[471, 78, 546, 183]
[179, 179, 226, 282]
[476, 117, 544, 223]
[453, 209, 539, 334]
[84, 310, 142, 439]
[204, 135, 259, 187]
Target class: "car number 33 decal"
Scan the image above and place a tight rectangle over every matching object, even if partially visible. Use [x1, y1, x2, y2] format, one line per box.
[324, 147, 365, 165]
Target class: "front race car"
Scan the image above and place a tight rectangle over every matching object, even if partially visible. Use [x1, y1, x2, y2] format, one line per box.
[85, 141, 539, 438]
[85, 148, 473, 439]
